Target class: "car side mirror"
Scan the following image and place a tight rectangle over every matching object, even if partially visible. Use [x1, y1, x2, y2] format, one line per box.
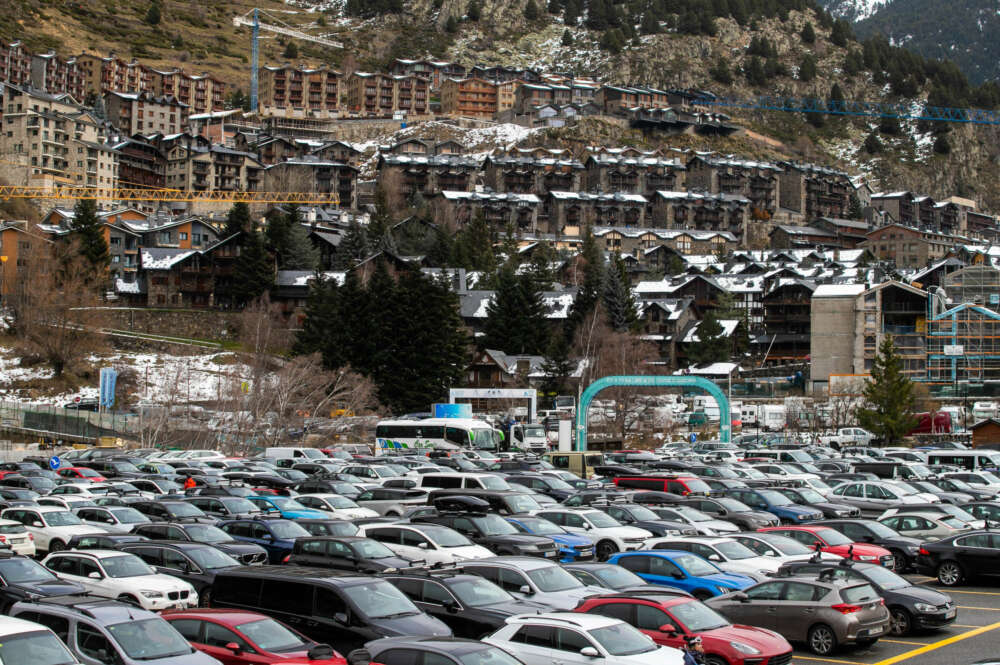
[225, 642, 242, 655]
[519, 584, 533, 595]
[733, 592, 749, 603]
[658, 624, 677, 635]
[333, 612, 349, 625]
[582, 523, 592, 530]
[708, 554, 722, 562]
[580, 647, 599, 658]
[88, 571, 103, 579]
[443, 599, 458, 613]
[862, 535, 874, 543]
[418, 542, 428, 549]
[671, 571, 685, 579]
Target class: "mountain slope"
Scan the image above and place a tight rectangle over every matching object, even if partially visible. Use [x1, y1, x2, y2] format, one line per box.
[815, 0, 891, 22]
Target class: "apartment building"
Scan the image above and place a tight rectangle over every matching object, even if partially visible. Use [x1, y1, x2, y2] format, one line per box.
[440, 77, 497, 118]
[76, 53, 151, 96]
[0, 40, 32, 89]
[258, 64, 341, 117]
[390, 59, 466, 89]
[29, 53, 86, 100]
[105, 90, 188, 135]
[345, 72, 428, 116]
[861, 223, 967, 269]
[777, 162, 852, 220]
[148, 68, 225, 115]
[160, 133, 262, 194]
[685, 155, 783, 216]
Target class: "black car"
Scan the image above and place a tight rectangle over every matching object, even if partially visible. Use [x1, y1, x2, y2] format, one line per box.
[288, 536, 416, 571]
[119, 540, 242, 605]
[295, 480, 365, 498]
[0, 488, 39, 502]
[562, 489, 637, 507]
[66, 533, 150, 550]
[596, 503, 698, 536]
[0, 553, 86, 611]
[815, 519, 922, 572]
[131, 500, 215, 523]
[963, 502, 1000, 525]
[702, 478, 752, 492]
[778, 559, 955, 635]
[382, 570, 549, 637]
[562, 562, 669, 593]
[211, 566, 452, 652]
[0, 475, 56, 493]
[183, 495, 263, 519]
[504, 473, 576, 501]
[413, 498, 559, 557]
[929, 478, 997, 501]
[132, 522, 269, 565]
[679, 496, 780, 529]
[362, 636, 524, 665]
[77, 459, 142, 479]
[915, 530, 1000, 586]
[773, 487, 861, 519]
[906, 481, 974, 505]
[297, 519, 361, 537]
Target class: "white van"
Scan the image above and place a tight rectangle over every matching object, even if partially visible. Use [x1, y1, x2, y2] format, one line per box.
[415, 472, 512, 491]
[264, 446, 328, 461]
[741, 404, 759, 426]
[760, 404, 786, 431]
[972, 402, 998, 422]
[927, 450, 1000, 471]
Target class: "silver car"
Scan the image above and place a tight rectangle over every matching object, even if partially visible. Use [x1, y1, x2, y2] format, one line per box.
[829, 481, 926, 516]
[457, 556, 608, 610]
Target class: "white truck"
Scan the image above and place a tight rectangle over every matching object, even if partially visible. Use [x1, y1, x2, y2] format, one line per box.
[818, 427, 875, 448]
[759, 404, 786, 431]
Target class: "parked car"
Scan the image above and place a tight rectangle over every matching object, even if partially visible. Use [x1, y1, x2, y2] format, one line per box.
[218, 518, 311, 564]
[505, 515, 596, 562]
[287, 536, 417, 571]
[562, 562, 661, 594]
[296, 494, 381, 520]
[118, 540, 242, 606]
[364, 636, 523, 665]
[607, 551, 755, 600]
[456, 557, 608, 610]
[132, 522, 269, 565]
[1, 506, 105, 554]
[358, 523, 493, 565]
[639, 505, 740, 536]
[74, 506, 151, 534]
[677, 498, 779, 531]
[730, 532, 842, 565]
[814, 520, 921, 573]
[723, 489, 823, 525]
[878, 512, 971, 540]
[772, 487, 861, 519]
[533, 508, 653, 560]
[914, 530, 1000, 586]
[0, 614, 84, 664]
[758, 526, 895, 568]
[643, 536, 782, 578]
[0, 554, 86, 612]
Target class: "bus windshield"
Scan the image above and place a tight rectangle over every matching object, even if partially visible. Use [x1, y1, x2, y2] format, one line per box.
[471, 428, 498, 450]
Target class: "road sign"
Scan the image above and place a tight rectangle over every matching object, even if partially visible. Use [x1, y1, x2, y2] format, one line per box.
[689, 432, 697, 443]
[49, 456, 60, 470]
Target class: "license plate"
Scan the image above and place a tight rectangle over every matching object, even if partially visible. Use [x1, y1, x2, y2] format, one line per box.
[579, 550, 593, 556]
[946, 609, 956, 619]
[544, 551, 555, 557]
[883, 558, 894, 568]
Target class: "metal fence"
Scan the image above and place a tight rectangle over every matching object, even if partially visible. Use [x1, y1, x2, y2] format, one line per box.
[0, 401, 136, 442]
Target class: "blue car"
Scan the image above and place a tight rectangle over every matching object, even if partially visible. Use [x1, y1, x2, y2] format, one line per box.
[607, 550, 755, 599]
[724, 488, 823, 524]
[218, 518, 311, 563]
[506, 515, 595, 562]
[247, 495, 329, 520]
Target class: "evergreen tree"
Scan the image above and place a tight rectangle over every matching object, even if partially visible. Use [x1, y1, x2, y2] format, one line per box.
[72, 198, 110, 275]
[264, 208, 292, 260]
[145, 0, 161, 25]
[667, 254, 685, 276]
[368, 186, 393, 251]
[540, 332, 574, 396]
[600, 29, 625, 53]
[445, 15, 459, 32]
[933, 134, 951, 154]
[336, 219, 370, 269]
[293, 276, 347, 369]
[800, 21, 815, 44]
[710, 58, 733, 85]
[524, 0, 540, 20]
[482, 264, 551, 355]
[230, 232, 274, 307]
[879, 115, 902, 136]
[640, 12, 660, 34]
[863, 132, 883, 154]
[744, 56, 767, 86]
[283, 218, 320, 270]
[829, 82, 846, 110]
[563, 0, 581, 24]
[799, 53, 817, 81]
[729, 0, 748, 25]
[561, 29, 574, 45]
[830, 19, 851, 47]
[856, 336, 918, 445]
[687, 310, 729, 366]
[282, 41, 299, 59]
[467, 0, 481, 20]
[566, 226, 604, 339]
[453, 214, 496, 274]
[603, 255, 638, 332]
[224, 202, 252, 237]
[844, 48, 864, 76]
[847, 193, 864, 219]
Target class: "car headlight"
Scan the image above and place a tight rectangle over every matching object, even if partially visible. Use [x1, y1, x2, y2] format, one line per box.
[665, 530, 682, 536]
[913, 603, 937, 613]
[140, 591, 163, 598]
[715, 586, 731, 594]
[729, 641, 761, 655]
[518, 545, 540, 552]
[906, 546, 920, 555]
[857, 555, 877, 561]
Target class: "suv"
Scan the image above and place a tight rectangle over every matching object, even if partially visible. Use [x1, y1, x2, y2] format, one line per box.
[132, 522, 269, 565]
[10, 596, 214, 665]
[595, 503, 698, 537]
[210, 566, 451, 653]
[607, 551, 755, 600]
[413, 498, 559, 558]
[287, 536, 417, 571]
[483, 611, 681, 665]
[534, 508, 653, 561]
[644, 536, 782, 577]
[0, 613, 82, 664]
[355, 488, 429, 517]
[358, 523, 493, 565]
[455, 556, 607, 610]
[816, 520, 922, 573]
[217, 518, 311, 564]
[183, 496, 263, 520]
[723, 488, 822, 524]
[613, 475, 712, 497]
[676, 498, 779, 531]
[382, 570, 549, 637]
[759, 526, 895, 568]
[0, 553, 86, 612]
[118, 541, 242, 606]
[2, 505, 104, 554]
[365, 636, 526, 665]
[74, 506, 151, 534]
[425, 489, 543, 515]
[131, 501, 214, 524]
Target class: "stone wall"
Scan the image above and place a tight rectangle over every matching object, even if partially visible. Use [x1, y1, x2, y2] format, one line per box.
[104, 308, 243, 342]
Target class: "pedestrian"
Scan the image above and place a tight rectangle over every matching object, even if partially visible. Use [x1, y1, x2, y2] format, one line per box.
[682, 635, 705, 665]
[183, 476, 196, 491]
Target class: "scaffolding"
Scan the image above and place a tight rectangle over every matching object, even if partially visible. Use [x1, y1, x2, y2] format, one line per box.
[943, 265, 1000, 307]
[927, 304, 1000, 383]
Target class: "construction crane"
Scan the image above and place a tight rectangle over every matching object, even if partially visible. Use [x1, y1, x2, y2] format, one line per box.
[692, 94, 1000, 125]
[0, 186, 339, 206]
[233, 8, 344, 113]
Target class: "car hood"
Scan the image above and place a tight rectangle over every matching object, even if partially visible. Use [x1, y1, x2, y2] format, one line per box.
[487, 534, 554, 547]
[725, 555, 782, 573]
[47, 524, 109, 535]
[877, 535, 922, 549]
[10, 578, 87, 596]
[611, 646, 685, 665]
[476, 598, 552, 616]
[706, 571, 755, 588]
[889, 584, 952, 605]
[372, 612, 452, 637]
[741, 511, 780, 525]
[332, 508, 381, 519]
[283, 509, 330, 519]
[707, 624, 790, 652]
[130, 574, 195, 593]
[634, 520, 696, 534]
[816, 502, 860, 516]
[774, 505, 822, 518]
[703, 520, 739, 533]
[548, 533, 594, 547]
[214, 541, 269, 555]
[147, 649, 219, 665]
[447, 545, 495, 560]
[367, 556, 418, 570]
[831, 543, 891, 557]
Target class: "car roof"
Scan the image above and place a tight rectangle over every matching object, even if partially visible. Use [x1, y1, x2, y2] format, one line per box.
[370, 636, 500, 655]
[161, 608, 272, 624]
[48, 549, 134, 559]
[506, 611, 623, 629]
[14, 596, 155, 623]
[463, 556, 560, 570]
[216, 564, 375, 585]
[0, 614, 71, 638]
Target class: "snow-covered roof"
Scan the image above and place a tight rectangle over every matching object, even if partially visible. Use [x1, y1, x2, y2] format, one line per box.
[441, 191, 540, 204]
[682, 319, 739, 343]
[140, 248, 197, 270]
[813, 284, 866, 297]
[674, 362, 741, 376]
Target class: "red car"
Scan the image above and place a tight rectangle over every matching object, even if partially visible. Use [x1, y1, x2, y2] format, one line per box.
[56, 467, 106, 482]
[759, 525, 895, 567]
[162, 609, 346, 665]
[576, 592, 793, 665]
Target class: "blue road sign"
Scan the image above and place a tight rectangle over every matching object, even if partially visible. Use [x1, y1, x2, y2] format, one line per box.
[49, 456, 60, 470]
[689, 432, 697, 443]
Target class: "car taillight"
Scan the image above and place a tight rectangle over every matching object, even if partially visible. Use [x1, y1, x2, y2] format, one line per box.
[919, 547, 930, 556]
[282, 555, 291, 563]
[27, 533, 33, 541]
[831, 603, 862, 614]
[0, 535, 7, 543]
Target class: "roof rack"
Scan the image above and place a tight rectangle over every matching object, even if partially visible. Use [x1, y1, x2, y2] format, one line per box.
[22, 595, 145, 620]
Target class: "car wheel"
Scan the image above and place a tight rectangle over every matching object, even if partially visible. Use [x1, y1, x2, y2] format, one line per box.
[889, 607, 912, 636]
[937, 561, 964, 586]
[118, 594, 141, 607]
[705, 655, 729, 665]
[808, 624, 838, 656]
[596, 540, 619, 561]
[48, 540, 65, 553]
[889, 549, 907, 573]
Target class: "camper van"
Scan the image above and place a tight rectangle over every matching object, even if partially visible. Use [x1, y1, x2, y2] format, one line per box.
[760, 404, 786, 431]
[741, 403, 759, 426]
[972, 401, 998, 422]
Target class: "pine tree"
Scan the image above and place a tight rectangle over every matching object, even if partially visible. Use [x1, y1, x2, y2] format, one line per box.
[524, 0, 540, 20]
[800, 21, 815, 44]
[710, 58, 733, 85]
[830, 19, 851, 47]
[603, 255, 638, 332]
[145, 0, 161, 25]
[453, 214, 496, 274]
[224, 202, 252, 237]
[799, 54, 817, 81]
[540, 332, 574, 396]
[640, 12, 660, 34]
[283, 218, 320, 270]
[282, 41, 299, 59]
[856, 336, 918, 445]
[72, 198, 110, 275]
[563, 0, 580, 24]
[847, 193, 864, 219]
[566, 226, 604, 339]
[336, 219, 370, 269]
[561, 29, 574, 45]
[230, 232, 275, 307]
[467, 0, 481, 20]
[482, 264, 550, 355]
[863, 132, 883, 154]
[293, 275, 348, 369]
[445, 15, 459, 31]
[744, 57, 767, 86]
[687, 310, 730, 366]
[264, 209, 292, 262]
[667, 254, 685, 276]
[368, 187, 393, 252]
[933, 134, 951, 154]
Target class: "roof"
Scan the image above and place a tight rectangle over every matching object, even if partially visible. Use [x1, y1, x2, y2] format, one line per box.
[141, 248, 198, 270]
[813, 284, 865, 297]
[970, 418, 1000, 430]
[681, 319, 740, 343]
[503, 612, 623, 629]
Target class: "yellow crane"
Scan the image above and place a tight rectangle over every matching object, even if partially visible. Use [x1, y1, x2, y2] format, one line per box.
[0, 186, 339, 206]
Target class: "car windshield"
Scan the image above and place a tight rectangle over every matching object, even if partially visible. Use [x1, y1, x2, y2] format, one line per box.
[109, 508, 148, 524]
[892, 482, 920, 495]
[235, 618, 304, 652]
[814, 529, 852, 546]
[978, 472, 1000, 484]
[0, 630, 77, 665]
[862, 522, 900, 538]
[269, 521, 310, 539]
[941, 517, 967, 528]
[797, 489, 828, 503]
[757, 490, 793, 506]
[183, 524, 232, 544]
[480, 476, 510, 490]
[716, 499, 752, 512]
[523, 426, 545, 438]
[459, 647, 524, 665]
[589, 623, 658, 656]
[715, 541, 758, 560]
[101, 554, 155, 578]
[188, 547, 239, 570]
[623, 506, 659, 521]
[938, 505, 978, 522]
[526, 565, 584, 592]
[43, 511, 82, 526]
[0, 558, 56, 583]
[593, 565, 646, 589]
[505, 495, 541, 513]
[450, 578, 514, 606]
[266, 497, 309, 510]
[476, 514, 518, 536]
[352, 539, 396, 559]
[740, 469, 768, 480]
[325, 496, 361, 509]
[670, 507, 712, 522]
[861, 565, 911, 591]
[543, 477, 574, 491]
[675, 553, 720, 577]
[167, 504, 205, 518]
[586, 512, 622, 528]
[670, 599, 730, 632]
[219, 498, 260, 513]
[416, 526, 471, 547]
[946, 478, 974, 491]
[515, 517, 566, 535]
[345, 580, 420, 619]
[750, 534, 810, 555]
[108, 618, 192, 659]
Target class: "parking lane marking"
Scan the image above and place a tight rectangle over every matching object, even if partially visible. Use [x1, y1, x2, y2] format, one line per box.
[935, 589, 1000, 596]
[953, 624, 985, 628]
[878, 640, 928, 646]
[871, 621, 1000, 665]
[793, 656, 867, 665]
[957, 606, 1000, 611]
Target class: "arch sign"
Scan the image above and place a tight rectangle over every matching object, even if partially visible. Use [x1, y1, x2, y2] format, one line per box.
[575, 375, 731, 451]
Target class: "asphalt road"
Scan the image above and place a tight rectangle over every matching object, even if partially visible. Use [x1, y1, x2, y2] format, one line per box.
[791, 574, 1000, 665]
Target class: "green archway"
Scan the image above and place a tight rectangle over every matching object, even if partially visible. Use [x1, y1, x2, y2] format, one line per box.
[575, 375, 731, 451]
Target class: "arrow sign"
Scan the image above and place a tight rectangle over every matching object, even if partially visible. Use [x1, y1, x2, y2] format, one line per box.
[49, 456, 60, 470]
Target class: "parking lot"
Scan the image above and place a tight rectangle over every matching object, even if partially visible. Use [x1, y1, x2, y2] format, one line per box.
[794, 574, 1000, 665]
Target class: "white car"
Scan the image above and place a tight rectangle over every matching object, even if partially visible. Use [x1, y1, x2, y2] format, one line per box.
[296, 494, 380, 520]
[1, 506, 106, 554]
[642, 536, 783, 578]
[358, 523, 493, 564]
[731, 532, 843, 564]
[485, 612, 684, 665]
[750, 463, 821, 484]
[43, 550, 197, 610]
[0, 614, 82, 664]
[643, 505, 740, 536]
[0, 518, 35, 556]
[534, 508, 653, 560]
[159, 449, 226, 461]
[37, 496, 98, 511]
[885, 480, 941, 505]
[74, 506, 152, 533]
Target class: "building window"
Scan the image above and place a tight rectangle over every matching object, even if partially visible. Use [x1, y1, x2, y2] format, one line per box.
[179, 232, 188, 241]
